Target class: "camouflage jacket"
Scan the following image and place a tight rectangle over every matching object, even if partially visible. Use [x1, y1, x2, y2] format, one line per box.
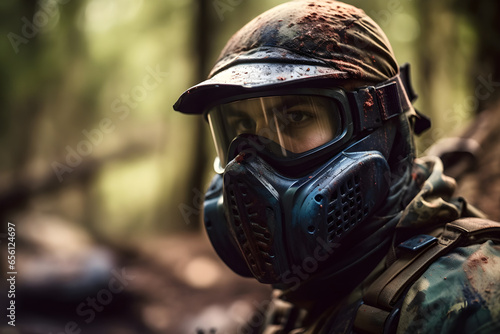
[258, 156, 500, 334]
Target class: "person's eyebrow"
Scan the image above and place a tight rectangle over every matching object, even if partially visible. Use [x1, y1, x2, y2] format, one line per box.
[271, 96, 308, 108]
[225, 109, 251, 119]
[271, 99, 310, 113]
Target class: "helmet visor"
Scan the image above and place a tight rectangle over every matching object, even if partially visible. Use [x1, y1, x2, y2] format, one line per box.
[208, 94, 345, 168]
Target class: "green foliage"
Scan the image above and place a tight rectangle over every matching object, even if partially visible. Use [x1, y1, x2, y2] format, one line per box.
[0, 0, 494, 240]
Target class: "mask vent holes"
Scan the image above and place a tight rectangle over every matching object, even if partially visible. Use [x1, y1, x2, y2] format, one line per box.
[326, 173, 370, 243]
[248, 256, 256, 267]
[225, 177, 277, 281]
[340, 185, 347, 196]
[228, 188, 241, 227]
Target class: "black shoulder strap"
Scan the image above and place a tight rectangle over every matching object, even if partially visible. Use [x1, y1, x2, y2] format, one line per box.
[353, 217, 500, 334]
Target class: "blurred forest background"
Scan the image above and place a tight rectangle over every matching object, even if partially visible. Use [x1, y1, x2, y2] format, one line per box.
[0, 0, 499, 333]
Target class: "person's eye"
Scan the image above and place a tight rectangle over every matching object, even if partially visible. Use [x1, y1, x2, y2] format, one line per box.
[284, 111, 312, 124]
[232, 117, 255, 133]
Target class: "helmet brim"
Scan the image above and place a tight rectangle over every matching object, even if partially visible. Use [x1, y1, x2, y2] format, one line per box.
[173, 62, 348, 115]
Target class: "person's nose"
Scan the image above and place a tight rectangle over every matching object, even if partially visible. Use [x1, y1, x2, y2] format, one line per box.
[255, 118, 283, 145]
[255, 120, 269, 134]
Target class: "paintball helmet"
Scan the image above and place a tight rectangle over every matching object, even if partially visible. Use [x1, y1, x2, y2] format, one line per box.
[174, 0, 429, 287]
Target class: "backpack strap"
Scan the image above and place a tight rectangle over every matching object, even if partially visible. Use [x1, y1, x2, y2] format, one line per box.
[353, 217, 500, 334]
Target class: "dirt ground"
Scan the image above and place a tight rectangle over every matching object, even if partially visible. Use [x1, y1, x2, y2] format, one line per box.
[1, 217, 271, 334]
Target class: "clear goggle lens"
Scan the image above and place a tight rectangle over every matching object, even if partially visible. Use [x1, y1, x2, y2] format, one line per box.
[207, 95, 344, 168]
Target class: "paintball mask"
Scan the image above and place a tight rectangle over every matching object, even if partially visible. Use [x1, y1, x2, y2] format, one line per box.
[201, 71, 421, 284]
[173, 0, 429, 287]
